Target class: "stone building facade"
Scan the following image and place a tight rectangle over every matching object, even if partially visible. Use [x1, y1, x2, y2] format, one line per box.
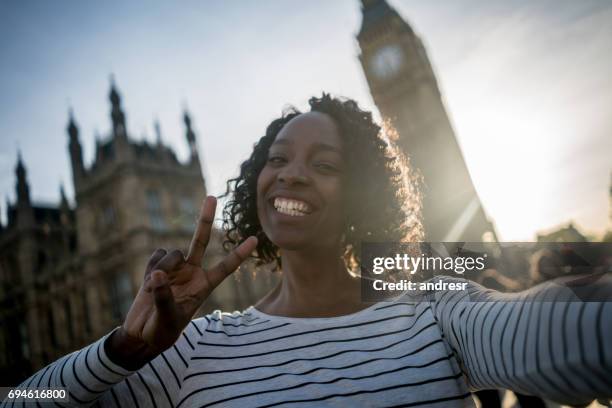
[0, 80, 276, 384]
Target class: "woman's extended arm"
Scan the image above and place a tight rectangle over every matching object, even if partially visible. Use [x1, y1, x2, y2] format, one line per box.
[428, 274, 612, 406]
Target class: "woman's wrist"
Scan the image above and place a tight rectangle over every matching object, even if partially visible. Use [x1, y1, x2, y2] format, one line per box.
[104, 327, 156, 371]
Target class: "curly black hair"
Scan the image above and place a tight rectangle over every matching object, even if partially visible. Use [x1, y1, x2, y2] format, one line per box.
[221, 93, 422, 270]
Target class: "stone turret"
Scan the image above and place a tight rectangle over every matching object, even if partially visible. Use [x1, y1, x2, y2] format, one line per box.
[183, 109, 200, 165]
[67, 109, 85, 191]
[15, 152, 34, 229]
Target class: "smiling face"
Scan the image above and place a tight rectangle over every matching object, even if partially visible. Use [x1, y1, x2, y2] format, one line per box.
[256, 112, 346, 253]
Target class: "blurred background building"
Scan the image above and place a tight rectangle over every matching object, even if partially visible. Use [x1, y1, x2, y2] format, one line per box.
[0, 80, 276, 384]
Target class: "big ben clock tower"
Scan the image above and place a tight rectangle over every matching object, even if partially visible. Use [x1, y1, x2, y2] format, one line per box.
[357, 0, 496, 242]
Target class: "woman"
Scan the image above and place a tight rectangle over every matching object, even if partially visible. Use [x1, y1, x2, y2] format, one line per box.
[6, 95, 611, 407]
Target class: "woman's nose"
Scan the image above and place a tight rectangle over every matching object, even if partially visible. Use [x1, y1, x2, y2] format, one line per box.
[277, 165, 309, 185]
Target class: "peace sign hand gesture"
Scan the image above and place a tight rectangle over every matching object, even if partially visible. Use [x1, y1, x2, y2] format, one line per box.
[105, 196, 257, 370]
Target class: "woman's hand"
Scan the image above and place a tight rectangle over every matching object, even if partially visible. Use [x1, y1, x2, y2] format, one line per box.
[105, 196, 257, 370]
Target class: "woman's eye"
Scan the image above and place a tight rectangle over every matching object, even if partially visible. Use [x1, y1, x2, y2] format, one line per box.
[267, 156, 286, 165]
[315, 162, 340, 173]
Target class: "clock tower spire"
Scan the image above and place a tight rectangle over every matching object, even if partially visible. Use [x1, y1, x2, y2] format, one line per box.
[357, 0, 496, 242]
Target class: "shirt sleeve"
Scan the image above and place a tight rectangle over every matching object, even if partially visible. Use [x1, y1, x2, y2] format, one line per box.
[426, 275, 612, 406]
[1, 317, 209, 408]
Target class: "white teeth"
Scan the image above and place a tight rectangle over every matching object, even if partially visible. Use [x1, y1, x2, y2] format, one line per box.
[277, 207, 304, 216]
[273, 197, 311, 216]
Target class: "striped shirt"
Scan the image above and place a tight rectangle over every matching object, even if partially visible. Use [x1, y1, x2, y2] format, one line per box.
[3, 277, 612, 407]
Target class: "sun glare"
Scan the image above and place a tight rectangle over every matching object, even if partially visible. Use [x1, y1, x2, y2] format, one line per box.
[450, 93, 571, 241]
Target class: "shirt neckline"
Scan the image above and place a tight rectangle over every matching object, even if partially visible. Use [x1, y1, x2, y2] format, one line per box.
[246, 298, 402, 325]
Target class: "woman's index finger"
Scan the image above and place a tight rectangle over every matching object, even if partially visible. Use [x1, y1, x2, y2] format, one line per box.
[186, 196, 216, 266]
[206, 236, 258, 289]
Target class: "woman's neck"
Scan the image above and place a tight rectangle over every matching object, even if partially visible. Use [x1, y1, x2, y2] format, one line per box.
[255, 246, 367, 318]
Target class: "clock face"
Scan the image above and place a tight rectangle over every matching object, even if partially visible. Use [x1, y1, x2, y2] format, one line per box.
[370, 44, 403, 79]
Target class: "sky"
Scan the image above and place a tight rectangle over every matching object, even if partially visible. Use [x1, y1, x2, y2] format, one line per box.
[0, 0, 610, 241]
